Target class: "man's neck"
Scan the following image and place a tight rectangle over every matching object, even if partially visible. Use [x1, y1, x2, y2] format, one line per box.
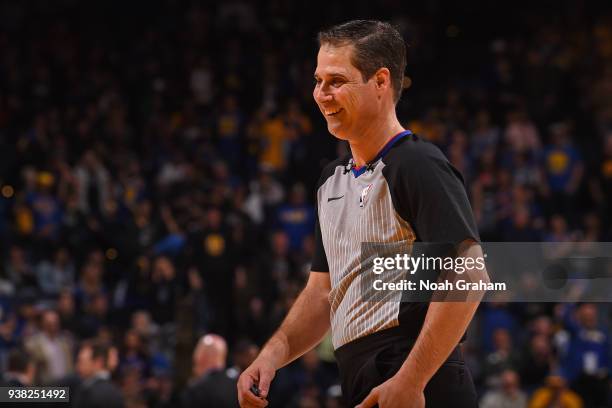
[43, 331, 58, 340]
[197, 364, 223, 379]
[347, 115, 404, 167]
[83, 369, 110, 386]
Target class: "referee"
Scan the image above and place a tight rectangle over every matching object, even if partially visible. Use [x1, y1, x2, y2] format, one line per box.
[238, 20, 488, 408]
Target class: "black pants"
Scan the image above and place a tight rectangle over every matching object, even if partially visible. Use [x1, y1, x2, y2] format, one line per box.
[334, 327, 478, 408]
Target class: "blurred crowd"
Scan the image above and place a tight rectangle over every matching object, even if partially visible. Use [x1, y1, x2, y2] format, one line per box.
[0, 0, 611, 407]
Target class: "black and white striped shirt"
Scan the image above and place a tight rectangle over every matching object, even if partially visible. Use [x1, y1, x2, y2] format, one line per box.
[311, 131, 479, 349]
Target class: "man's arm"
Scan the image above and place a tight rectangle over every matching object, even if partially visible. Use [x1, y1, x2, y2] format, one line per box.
[358, 240, 488, 408]
[396, 241, 488, 383]
[237, 271, 331, 407]
[257, 271, 331, 369]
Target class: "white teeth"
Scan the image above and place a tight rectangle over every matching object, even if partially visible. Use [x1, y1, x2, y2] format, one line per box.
[325, 108, 341, 115]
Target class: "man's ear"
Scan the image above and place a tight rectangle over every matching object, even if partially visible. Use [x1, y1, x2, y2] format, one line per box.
[374, 68, 391, 95]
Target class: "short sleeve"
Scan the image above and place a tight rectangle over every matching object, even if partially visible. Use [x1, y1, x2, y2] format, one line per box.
[391, 143, 480, 246]
[309, 159, 346, 273]
[310, 207, 329, 272]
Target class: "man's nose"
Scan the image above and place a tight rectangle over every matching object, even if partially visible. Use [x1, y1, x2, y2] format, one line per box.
[313, 85, 332, 104]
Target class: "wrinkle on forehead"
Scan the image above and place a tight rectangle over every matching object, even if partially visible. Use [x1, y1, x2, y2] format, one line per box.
[315, 44, 360, 79]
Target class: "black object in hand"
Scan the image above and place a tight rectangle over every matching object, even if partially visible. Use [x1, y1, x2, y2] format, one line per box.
[250, 384, 261, 397]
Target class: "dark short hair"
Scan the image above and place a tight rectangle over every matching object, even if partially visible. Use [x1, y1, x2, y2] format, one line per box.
[318, 20, 407, 103]
[80, 341, 110, 368]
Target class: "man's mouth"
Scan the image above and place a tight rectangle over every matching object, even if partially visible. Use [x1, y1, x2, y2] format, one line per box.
[324, 108, 343, 116]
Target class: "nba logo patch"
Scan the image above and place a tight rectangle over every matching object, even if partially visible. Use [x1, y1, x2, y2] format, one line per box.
[359, 184, 373, 208]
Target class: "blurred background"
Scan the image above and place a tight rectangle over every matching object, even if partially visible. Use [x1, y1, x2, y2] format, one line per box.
[0, 0, 611, 407]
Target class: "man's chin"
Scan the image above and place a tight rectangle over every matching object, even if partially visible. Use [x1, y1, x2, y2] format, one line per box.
[327, 124, 350, 141]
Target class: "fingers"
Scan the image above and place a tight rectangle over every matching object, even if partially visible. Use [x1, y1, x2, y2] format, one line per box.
[240, 392, 268, 408]
[355, 387, 379, 408]
[237, 373, 268, 407]
[257, 369, 274, 399]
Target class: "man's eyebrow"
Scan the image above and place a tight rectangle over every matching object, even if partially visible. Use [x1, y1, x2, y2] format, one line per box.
[314, 72, 348, 80]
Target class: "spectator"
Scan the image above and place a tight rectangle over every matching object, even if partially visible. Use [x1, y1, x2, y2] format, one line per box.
[275, 183, 315, 252]
[216, 95, 244, 170]
[589, 133, 612, 217]
[0, 312, 19, 364]
[541, 121, 584, 217]
[469, 110, 500, 159]
[181, 334, 238, 408]
[190, 56, 214, 106]
[471, 147, 499, 239]
[501, 206, 541, 241]
[119, 329, 151, 380]
[25, 171, 63, 242]
[74, 260, 106, 310]
[558, 303, 610, 408]
[57, 289, 79, 334]
[297, 349, 336, 401]
[185, 266, 212, 337]
[504, 109, 541, 155]
[132, 199, 162, 252]
[74, 341, 123, 408]
[519, 334, 554, 392]
[150, 256, 179, 326]
[13, 292, 39, 340]
[257, 110, 295, 172]
[35, 247, 75, 297]
[544, 214, 576, 242]
[244, 167, 285, 226]
[529, 375, 583, 408]
[25, 309, 73, 384]
[77, 292, 110, 339]
[74, 150, 112, 217]
[120, 366, 147, 408]
[480, 369, 528, 408]
[480, 303, 519, 353]
[483, 328, 521, 386]
[130, 310, 162, 355]
[263, 230, 296, 299]
[4, 245, 37, 295]
[227, 339, 259, 379]
[243, 297, 272, 346]
[145, 371, 179, 408]
[0, 349, 35, 386]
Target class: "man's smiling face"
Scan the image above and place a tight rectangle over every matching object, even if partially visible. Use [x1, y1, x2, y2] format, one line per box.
[313, 43, 380, 140]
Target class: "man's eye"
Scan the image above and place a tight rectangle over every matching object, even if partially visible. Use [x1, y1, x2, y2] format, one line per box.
[314, 78, 322, 85]
[331, 80, 343, 87]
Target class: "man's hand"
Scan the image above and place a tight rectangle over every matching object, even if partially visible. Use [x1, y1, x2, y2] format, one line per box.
[356, 375, 425, 408]
[237, 272, 331, 407]
[237, 358, 276, 407]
